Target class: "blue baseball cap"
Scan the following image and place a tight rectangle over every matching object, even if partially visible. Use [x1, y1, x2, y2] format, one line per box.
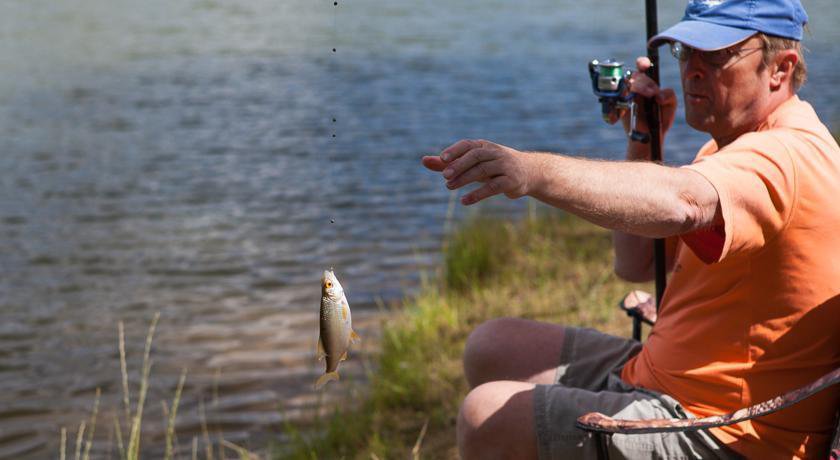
[649, 0, 808, 51]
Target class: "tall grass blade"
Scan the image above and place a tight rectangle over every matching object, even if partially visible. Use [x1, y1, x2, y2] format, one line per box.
[126, 312, 160, 460]
[164, 368, 188, 460]
[410, 418, 429, 460]
[200, 398, 214, 460]
[60, 427, 67, 460]
[113, 415, 126, 460]
[82, 388, 101, 460]
[74, 421, 86, 460]
[220, 439, 258, 460]
[118, 321, 131, 430]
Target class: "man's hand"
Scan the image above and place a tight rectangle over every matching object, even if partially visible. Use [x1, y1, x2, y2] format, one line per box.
[621, 57, 678, 156]
[421, 139, 537, 206]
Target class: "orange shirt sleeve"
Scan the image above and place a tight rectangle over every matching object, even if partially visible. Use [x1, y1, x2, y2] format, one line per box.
[680, 132, 797, 263]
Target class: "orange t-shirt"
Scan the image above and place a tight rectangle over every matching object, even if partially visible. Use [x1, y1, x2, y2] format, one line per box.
[622, 95, 840, 459]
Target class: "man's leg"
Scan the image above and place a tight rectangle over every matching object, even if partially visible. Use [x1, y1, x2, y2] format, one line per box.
[458, 379, 737, 460]
[463, 317, 566, 388]
[457, 380, 538, 460]
[458, 326, 738, 460]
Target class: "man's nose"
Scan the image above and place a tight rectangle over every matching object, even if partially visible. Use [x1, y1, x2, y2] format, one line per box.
[681, 49, 707, 80]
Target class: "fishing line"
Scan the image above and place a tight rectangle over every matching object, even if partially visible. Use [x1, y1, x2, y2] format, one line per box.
[327, 0, 339, 269]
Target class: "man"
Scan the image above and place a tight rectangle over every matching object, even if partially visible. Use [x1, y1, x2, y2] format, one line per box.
[422, 0, 839, 458]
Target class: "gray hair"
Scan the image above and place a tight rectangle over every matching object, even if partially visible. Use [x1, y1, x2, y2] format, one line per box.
[757, 32, 807, 90]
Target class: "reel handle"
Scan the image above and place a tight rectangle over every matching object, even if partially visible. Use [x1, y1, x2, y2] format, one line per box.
[628, 102, 651, 143]
[630, 130, 651, 143]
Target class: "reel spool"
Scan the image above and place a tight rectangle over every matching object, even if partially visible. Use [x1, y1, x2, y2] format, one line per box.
[588, 59, 650, 143]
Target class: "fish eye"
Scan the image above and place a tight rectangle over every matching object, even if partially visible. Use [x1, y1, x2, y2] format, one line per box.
[325, 281, 332, 288]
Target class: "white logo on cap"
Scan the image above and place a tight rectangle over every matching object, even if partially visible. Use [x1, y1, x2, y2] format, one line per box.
[691, 0, 724, 7]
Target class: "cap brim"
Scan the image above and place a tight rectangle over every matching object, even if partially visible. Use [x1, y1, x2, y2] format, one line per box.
[648, 20, 756, 51]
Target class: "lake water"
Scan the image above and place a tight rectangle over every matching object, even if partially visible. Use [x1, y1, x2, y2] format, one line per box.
[1, 0, 838, 457]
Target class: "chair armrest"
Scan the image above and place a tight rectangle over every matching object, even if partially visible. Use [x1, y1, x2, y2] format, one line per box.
[619, 290, 657, 326]
[577, 366, 840, 435]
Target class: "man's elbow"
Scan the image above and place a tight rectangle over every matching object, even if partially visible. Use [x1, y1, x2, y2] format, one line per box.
[675, 192, 717, 235]
[676, 171, 721, 233]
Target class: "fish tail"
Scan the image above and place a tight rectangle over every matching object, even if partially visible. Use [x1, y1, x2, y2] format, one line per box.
[313, 371, 340, 390]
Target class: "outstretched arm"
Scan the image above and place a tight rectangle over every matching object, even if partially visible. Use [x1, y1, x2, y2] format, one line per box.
[421, 141, 721, 239]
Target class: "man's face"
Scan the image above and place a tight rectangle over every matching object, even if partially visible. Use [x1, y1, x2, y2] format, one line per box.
[679, 36, 770, 143]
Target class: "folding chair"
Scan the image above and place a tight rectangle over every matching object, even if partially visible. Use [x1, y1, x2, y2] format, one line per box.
[575, 290, 840, 459]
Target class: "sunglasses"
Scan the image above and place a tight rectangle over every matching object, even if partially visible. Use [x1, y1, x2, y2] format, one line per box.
[669, 41, 763, 67]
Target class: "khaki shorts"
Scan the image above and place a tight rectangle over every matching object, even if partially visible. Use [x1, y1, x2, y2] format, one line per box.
[533, 327, 741, 459]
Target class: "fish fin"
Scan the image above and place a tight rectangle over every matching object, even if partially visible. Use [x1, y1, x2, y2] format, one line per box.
[316, 337, 326, 361]
[350, 329, 361, 344]
[314, 371, 340, 390]
[339, 350, 348, 362]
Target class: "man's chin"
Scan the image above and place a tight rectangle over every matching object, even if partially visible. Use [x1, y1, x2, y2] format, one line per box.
[685, 115, 714, 134]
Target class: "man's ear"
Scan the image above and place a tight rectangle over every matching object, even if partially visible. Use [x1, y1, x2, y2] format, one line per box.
[769, 49, 798, 91]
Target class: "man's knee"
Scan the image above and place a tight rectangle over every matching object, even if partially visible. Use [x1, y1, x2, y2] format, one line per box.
[464, 317, 566, 387]
[457, 381, 538, 460]
[463, 317, 519, 387]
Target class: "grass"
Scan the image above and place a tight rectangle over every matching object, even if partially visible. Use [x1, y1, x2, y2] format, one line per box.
[60, 313, 260, 460]
[60, 314, 167, 460]
[281, 210, 651, 459]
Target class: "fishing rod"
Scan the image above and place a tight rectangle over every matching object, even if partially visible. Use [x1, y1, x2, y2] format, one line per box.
[588, 0, 665, 341]
[644, 0, 667, 336]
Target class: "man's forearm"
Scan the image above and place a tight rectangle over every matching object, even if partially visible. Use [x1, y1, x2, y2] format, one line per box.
[612, 231, 657, 282]
[526, 152, 718, 239]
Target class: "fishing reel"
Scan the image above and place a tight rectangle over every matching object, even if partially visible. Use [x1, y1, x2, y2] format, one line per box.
[588, 59, 650, 143]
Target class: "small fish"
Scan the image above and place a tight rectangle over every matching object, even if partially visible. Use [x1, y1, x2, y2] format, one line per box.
[314, 270, 360, 390]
